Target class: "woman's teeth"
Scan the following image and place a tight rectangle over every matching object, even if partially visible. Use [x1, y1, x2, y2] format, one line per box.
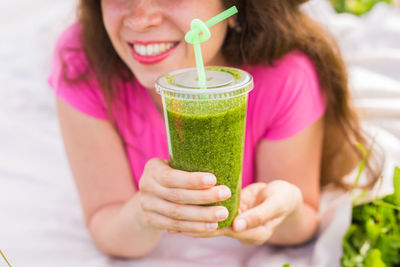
[134, 42, 177, 56]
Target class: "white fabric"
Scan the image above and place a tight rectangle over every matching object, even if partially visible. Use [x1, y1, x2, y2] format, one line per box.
[0, 1, 399, 266]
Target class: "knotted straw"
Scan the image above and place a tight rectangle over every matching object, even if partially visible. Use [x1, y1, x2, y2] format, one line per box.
[184, 6, 238, 89]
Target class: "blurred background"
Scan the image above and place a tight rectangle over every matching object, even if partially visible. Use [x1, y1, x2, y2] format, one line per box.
[0, 0, 399, 266]
[330, 0, 400, 15]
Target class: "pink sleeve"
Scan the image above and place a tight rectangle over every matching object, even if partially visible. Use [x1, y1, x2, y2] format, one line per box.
[48, 23, 108, 120]
[262, 53, 326, 140]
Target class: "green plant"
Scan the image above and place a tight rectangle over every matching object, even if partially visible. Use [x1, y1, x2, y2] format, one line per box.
[341, 157, 400, 267]
[330, 0, 393, 15]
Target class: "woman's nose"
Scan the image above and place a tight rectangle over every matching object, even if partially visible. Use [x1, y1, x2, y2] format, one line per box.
[124, 0, 163, 32]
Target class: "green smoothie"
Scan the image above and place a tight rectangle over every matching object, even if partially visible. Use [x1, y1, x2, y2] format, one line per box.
[156, 66, 253, 229]
[166, 96, 247, 228]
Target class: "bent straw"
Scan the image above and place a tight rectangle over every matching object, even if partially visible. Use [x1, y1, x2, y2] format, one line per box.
[205, 6, 238, 28]
[185, 6, 238, 89]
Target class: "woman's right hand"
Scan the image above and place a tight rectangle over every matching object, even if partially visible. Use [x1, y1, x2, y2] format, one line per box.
[138, 158, 231, 233]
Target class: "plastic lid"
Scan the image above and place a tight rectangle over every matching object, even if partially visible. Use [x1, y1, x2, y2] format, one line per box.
[155, 66, 253, 100]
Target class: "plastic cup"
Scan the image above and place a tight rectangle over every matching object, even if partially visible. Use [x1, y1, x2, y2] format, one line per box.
[156, 66, 253, 228]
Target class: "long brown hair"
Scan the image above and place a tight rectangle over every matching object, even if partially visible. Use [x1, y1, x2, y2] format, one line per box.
[71, 0, 381, 189]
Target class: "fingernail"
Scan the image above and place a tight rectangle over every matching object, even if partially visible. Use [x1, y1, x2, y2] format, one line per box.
[216, 208, 229, 220]
[207, 222, 218, 230]
[235, 219, 246, 232]
[218, 187, 231, 200]
[203, 175, 216, 185]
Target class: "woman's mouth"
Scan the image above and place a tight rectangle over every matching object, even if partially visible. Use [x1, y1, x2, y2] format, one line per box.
[128, 41, 180, 64]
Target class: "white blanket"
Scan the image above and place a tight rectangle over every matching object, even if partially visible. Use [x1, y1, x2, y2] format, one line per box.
[0, 1, 399, 266]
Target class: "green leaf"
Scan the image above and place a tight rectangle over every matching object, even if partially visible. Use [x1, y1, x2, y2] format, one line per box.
[343, 224, 358, 242]
[351, 142, 369, 205]
[342, 164, 400, 267]
[364, 249, 386, 267]
[330, 0, 394, 15]
[372, 199, 400, 212]
[353, 142, 367, 190]
[393, 167, 400, 205]
[376, 235, 400, 265]
[365, 219, 381, 245]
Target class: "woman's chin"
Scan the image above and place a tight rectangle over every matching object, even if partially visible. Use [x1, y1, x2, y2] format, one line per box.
[132, 72, 158, 90]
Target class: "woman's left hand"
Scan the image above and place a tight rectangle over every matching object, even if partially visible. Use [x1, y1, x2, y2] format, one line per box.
[177, 181, 303, 246]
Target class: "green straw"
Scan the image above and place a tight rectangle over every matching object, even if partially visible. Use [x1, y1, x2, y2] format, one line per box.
[205, 6, 238, 28]
[185, 6, 238, 89]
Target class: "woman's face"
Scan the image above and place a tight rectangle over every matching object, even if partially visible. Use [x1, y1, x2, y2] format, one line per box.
[101, 0, 229, 89]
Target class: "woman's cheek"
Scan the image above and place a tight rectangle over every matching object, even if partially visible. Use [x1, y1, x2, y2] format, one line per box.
[102, 1, 130, 54]
[102, 0, 130, 28]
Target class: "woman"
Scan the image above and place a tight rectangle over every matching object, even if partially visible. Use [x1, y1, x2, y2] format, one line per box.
[49, 0, 379, 258]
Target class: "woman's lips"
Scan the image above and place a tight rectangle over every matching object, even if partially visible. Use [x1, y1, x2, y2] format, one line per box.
[129, 41, 180, 65]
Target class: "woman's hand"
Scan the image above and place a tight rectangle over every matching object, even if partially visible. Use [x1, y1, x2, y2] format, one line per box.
[138, 158, 232, 233]
[180, 181, 303, 246]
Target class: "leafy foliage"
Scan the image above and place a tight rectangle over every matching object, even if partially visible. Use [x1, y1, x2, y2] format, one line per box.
[330, 0, 393, 15]
[342, 167, 400, 267]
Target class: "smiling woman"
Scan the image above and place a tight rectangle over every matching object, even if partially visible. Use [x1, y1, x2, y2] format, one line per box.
[100, 0, 229, 89]
[48, 0, 382, 259]
[129, 41, 180, 64]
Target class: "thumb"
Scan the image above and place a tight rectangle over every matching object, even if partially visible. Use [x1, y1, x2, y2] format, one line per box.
[233, 196, 281, 232]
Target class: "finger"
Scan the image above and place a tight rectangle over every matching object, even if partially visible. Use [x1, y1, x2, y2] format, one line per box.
[146, 158, 217, 189]
[264, 216, 285, 230]
[156, 168, 217, 189]
[144, 212, 218, 233]
[228, 225, 272, 245]
[233, 197, 283, 232]
[231, 217, 285, 244]
[152, 182, 231, 205]
[239, 183, 268, 212]
[180, 227, 232, 238]
[141, 194, 229, 222]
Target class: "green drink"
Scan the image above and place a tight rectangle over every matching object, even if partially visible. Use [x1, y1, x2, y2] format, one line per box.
[156, 66, 253, 228]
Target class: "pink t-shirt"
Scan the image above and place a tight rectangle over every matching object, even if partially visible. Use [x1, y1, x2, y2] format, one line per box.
[49, 24, 326, 188]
